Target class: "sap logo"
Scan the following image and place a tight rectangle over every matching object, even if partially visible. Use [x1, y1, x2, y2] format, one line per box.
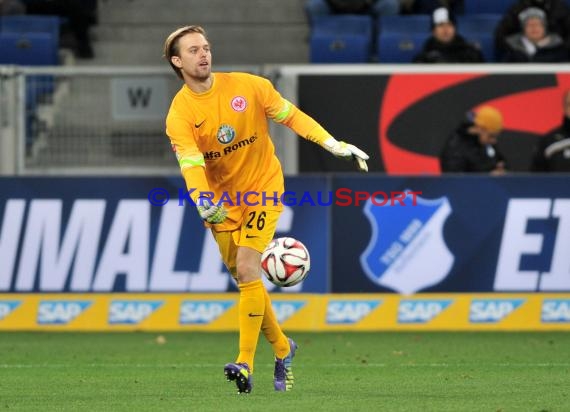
[272, 301, 306, 323]
[179, 301, 234, 324]
[398, 299, 453, 323]
[0, 301, 21, 320]
[541, 299, 570, 323]
[37, 301, 91, 325]
[469, 299, 525, 323]
[108, 300, 163, 324]
[326, 300, 381, 324]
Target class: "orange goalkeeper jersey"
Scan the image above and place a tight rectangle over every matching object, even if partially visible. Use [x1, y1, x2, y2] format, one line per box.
[166, 72, 331, 231]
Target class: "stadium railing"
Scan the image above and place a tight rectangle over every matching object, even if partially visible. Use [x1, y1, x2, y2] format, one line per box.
[0, 65, 282, 176]
[3, 63, 570, 177]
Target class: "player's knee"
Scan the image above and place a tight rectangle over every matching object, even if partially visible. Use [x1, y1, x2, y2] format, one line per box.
[235, 261, 261, 284]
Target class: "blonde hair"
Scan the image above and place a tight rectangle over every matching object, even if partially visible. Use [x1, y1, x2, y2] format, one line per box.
[163, 25, 209, 79]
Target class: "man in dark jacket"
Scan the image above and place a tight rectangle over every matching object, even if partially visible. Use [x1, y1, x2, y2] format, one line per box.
[440, 106, 507, 174]
[532, 90, 570, 172]
[413, 7, 484, 63]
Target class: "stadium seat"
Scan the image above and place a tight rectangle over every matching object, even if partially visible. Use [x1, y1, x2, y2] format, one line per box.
[376, 16, 430, 63]
[0, 15, 61, 46]
[0, 15, 60, 66]
[0, 32, 59, 147]
[0, 32, 58, 65]
[0, 31, 58, 102]
[377, 32, 429, 63]
[304, 0, 331, 27]
[456, 15, 502, 62]
[456, 14, 502, 35]
[379, 15, 431, 34]
[309, 15, 374, 63]
[463, 0, 515, 15]
[312, 14, 374, 35]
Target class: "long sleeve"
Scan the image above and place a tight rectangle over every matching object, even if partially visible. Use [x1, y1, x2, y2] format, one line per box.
[166, 112, 211, 203]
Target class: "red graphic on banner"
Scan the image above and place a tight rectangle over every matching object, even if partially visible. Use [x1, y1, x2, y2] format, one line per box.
[380, 73, 482, 175]
[379, 73, 570, 175]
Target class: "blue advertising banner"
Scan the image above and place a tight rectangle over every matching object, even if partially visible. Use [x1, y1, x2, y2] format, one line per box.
[0, 176, 329, 293]
[331, 175, 570, 293]
[2, 175, 569, 295]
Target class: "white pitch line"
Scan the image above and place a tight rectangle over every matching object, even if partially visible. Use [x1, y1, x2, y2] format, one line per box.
[1, 362, 569, 369]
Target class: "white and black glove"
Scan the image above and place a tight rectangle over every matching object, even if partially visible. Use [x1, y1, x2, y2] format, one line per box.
[323, 137, 369, 172]
[196, 197, 227, 224]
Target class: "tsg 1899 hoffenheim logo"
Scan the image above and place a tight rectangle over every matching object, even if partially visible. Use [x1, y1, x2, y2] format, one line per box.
[217, 124, 236, 144]
[360, 190, 455, 294]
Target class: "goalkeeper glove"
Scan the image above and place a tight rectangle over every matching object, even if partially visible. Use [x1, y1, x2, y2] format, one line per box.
[323, 137, 369, 172]
[196, 197, 227, 224]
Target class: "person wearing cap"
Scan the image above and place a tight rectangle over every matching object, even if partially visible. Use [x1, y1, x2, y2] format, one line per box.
[531, 89, 570, 172]
[495, 0, 570, 59]
[440, 106, 508, 174]
[413, 7, 485, 63]
[502, 7, 569, 62]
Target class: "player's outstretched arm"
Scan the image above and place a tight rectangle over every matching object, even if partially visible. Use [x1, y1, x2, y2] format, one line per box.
[271, 98, 369, 172]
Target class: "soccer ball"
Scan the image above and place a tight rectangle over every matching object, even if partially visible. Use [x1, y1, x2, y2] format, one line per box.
[261, 237, 310, 287]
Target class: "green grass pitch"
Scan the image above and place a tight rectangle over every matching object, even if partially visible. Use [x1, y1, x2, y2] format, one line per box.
[1, 332, 569, 411]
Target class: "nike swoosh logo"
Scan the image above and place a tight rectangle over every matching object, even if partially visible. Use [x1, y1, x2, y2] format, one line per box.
[245, 234, 258, 239]
[248, 313, 263, 317]
[195, 120, 205, 128]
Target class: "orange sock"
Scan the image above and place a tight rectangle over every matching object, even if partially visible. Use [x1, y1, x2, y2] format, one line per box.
[261, 287, 290, 359]
[236, 279, 265, 372]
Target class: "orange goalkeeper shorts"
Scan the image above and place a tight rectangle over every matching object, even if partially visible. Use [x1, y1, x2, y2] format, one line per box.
[211, 208, 281, 278]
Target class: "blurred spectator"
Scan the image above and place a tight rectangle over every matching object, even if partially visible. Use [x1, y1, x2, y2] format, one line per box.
[413, 7, 484, 63]
[495, 0, 570, 58]
[531, 90, 570, 172]
[440, 106, 507, 174]
[0, 0, 26, 15]
[305, 0, 400, 19]
[502, 7, 569, 62]
[23, 0, 97, 58]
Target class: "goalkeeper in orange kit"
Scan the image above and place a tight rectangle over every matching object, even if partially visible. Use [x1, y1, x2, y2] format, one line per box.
[163, 25, 368, 394]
